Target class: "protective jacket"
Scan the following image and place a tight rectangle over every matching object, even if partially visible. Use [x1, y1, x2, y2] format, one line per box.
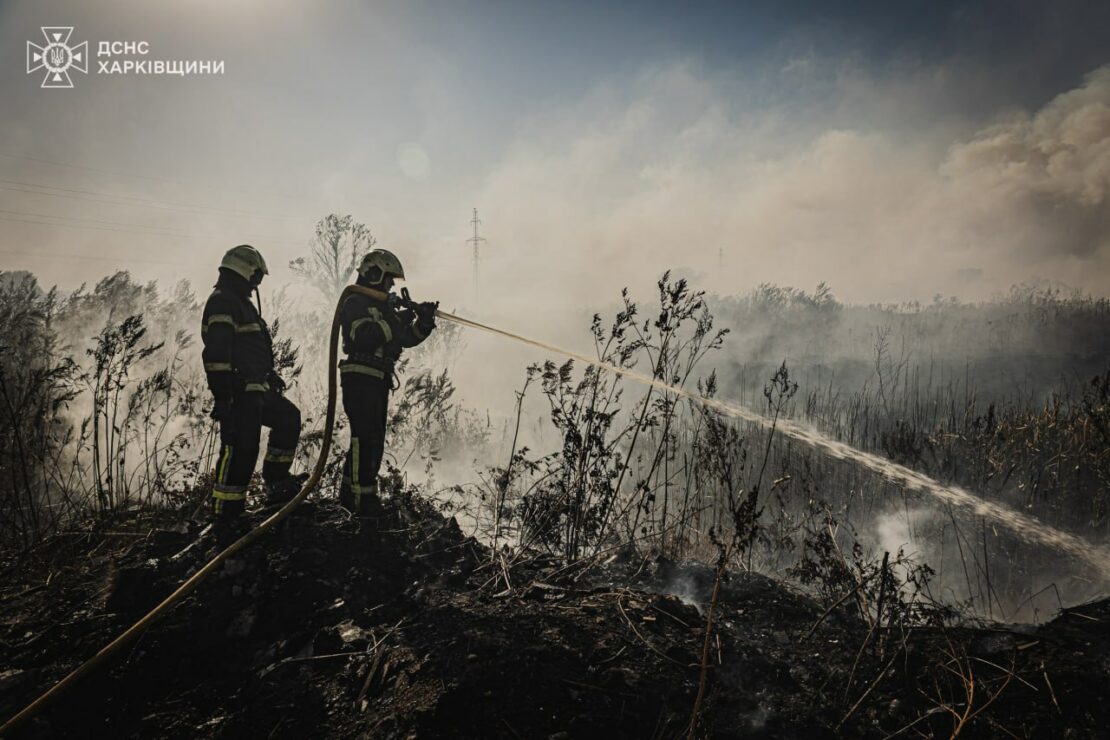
[338, 286, 435, 515]
[201, 270, 276, 397]
[338, 290, 434, 383]
[200, 268, 299, 519]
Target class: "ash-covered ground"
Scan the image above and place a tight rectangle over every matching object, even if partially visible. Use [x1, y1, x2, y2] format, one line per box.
[1, 494, 1107, 739]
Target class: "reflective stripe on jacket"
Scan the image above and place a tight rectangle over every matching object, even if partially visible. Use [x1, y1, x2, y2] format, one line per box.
[201, 273, 275, 397]
[339, 290, 430, 379]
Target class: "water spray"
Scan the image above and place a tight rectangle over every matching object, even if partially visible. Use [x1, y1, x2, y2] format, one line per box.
[5, 293, 1107, 735]
[435, 309, 1110, 575]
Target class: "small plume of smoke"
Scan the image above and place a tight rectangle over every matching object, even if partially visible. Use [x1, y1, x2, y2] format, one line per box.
[661, 573, 709, 616]
[874, 508, 935, 561]
[872, 507, 934, 591]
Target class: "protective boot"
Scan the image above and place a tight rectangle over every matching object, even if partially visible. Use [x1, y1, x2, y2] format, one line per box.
[265, 472, 309, 506]
[212, 498, 247, 548]
[358, 489, 386, 520]
[354, 481, 385, 550]
[339, 478, 384, 519]
[338, 473, 354, 511]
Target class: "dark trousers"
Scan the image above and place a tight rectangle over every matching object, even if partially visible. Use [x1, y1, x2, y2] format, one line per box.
[213, 388, 301, 516]
[341, 374, 389, 505]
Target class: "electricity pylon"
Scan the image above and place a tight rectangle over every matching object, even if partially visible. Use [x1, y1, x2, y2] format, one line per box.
[467, 207, 486, 289]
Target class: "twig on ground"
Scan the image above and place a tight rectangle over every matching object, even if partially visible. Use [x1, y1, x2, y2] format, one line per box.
[687, 561, 724, 739]
[615, 594, 687, 668]
[837, 646, 904, 731]
[800, 578, 870, 644]
[500, 553, 513, 592]
[1042, 663, 1061, 713]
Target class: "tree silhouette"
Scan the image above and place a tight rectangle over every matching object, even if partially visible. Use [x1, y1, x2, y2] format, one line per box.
[289, 214, 375, 301]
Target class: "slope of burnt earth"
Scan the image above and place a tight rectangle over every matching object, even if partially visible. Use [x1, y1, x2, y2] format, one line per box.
[1, 497, 1107, 739]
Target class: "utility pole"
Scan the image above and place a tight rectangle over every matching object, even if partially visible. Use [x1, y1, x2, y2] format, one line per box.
[467, 207, 486, 289]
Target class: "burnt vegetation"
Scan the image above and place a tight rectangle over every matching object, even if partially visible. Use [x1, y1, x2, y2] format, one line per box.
[2, 256, 1109, 738]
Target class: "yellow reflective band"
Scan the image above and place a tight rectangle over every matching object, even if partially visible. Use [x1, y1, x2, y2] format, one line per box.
[350, 317, 374, 341]
[204, 362, 233, 372]
[212, 488, 247, 501]
[352, 476, 378, 499]
[265, 447, 296, 464]
[351, 438, 361, 500]
[339, 364, 385, 379]
[235, 323, 263, 333]
[367, 307, 392, 343]
[213, 498, 245, 515]
[205, 314, 236, 331]
[217, 445, 232, 484]
[244, 381, 270, 392]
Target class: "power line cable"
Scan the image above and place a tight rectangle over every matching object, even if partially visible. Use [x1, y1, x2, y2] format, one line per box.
[0, 178, 311, 222]
[0, 247, 186, 267]
[0, 214, 303, 252]
[0, 151, 306, 205]
[0, 206, 303, 245]
[0, 208, 190, 236]
[0, 214, 196, 240]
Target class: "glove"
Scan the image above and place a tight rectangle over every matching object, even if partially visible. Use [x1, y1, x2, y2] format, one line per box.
[268, 371, 287, 393]
[210, 396, 233, 423]
[415, 301, 439, 321]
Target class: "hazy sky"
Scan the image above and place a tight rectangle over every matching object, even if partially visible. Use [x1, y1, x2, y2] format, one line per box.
[1, 0, 1109, 323]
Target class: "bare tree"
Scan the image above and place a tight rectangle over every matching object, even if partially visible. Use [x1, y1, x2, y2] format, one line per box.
[289, 214, 375, 300]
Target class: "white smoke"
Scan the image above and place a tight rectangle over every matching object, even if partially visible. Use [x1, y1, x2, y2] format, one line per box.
[942, 65, 1110, 260]
[469, 64, 1110, 322]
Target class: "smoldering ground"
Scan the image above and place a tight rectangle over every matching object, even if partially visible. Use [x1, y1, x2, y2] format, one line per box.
[2, 0, 1110, 628]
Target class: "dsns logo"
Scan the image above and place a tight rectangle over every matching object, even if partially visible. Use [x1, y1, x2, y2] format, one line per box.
[26, 27, 88, 88]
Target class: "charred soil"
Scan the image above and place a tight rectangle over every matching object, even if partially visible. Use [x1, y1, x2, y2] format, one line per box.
[1, 497, 1108, 739]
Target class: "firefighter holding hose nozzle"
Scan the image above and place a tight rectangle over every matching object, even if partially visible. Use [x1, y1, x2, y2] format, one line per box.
[201, 245, 306, 529]
[339, 249, 437, 517]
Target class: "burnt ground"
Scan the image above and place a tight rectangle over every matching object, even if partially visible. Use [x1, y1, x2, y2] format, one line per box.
[1, 495, 1108, 739]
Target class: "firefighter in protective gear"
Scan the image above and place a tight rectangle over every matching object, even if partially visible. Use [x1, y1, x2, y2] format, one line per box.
[339, 248, 436, 516]
[202, 245, 304, 522]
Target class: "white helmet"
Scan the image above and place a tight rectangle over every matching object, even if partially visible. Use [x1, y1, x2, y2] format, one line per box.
[357, 249, 405, 281]
[220, 244, 269, 285]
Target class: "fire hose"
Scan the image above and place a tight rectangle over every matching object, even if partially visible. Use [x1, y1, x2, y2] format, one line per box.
[2, 285, 368, 735]
[6, 283, 1110, 734]
[1, 284, 511, 734]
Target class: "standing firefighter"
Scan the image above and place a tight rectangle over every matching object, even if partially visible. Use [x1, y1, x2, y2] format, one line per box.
[339, 249, 437, 516]
[202, 245, 304, 523]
